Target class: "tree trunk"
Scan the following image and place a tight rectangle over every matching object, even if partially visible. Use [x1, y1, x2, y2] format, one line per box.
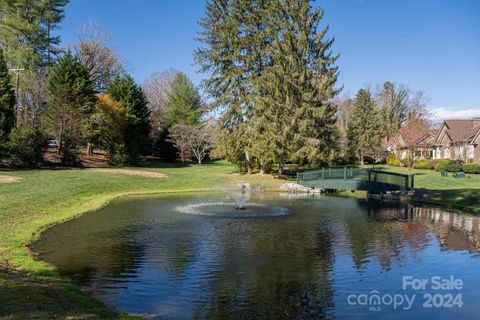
[259, 161, 266, 175]
[245, 151, 252, 174]
[359, 153, 364, 166]
[278, 158, 285, 175]
[86, 142, 93, 155]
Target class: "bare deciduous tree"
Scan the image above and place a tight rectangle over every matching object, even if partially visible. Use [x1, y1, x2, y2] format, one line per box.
[143, 69, 178, 133]
[75, 21, 125, 92]
[376, 81, 431, 138]
[168, 123, 215, 164]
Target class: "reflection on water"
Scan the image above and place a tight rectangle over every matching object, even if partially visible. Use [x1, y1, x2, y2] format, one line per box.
[32, 194, 480, 319]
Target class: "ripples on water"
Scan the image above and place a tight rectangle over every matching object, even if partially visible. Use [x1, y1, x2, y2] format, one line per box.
[32, 194, 480, 319]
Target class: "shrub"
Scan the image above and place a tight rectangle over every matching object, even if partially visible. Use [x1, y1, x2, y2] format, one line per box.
[107, 143, 129, 165]
[7, 127, 48, 168]
[59, 132, 80, 165]
[463, 163, 480, 174]
[400, 157, 413, 167]
[386, 152, 396, 166]
[434, 159, 463, 172]
[434, 160, 454, 172]
[392, 159, 401, 167]
[428, 159, 441, 170]
[413, 159, 430, 169]
[445, 161, 463, 172]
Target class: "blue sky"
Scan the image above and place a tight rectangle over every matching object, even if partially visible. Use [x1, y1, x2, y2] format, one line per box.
[60, 0, 480, 117]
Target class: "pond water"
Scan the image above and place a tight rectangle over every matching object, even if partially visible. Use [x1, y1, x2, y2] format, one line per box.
[33, 193, 480, 319]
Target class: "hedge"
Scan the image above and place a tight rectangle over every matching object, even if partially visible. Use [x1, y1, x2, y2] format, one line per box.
[391, 159, 401, 167]
[464, 163, 480, 174]
[434, 160, 456, 172]
[413, 159, 430, 169]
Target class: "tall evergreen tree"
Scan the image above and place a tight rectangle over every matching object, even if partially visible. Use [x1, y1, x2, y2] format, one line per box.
[195, 0, 268, 172]
[347, 89, 383, 165]
[46, 51, 95, 164]
[0, 0, 69, 70]
[255, 0, 339, 173]
[107, 76, 151, 163]
[167, 72, 202, 126]
[0, 49, 15, 143]
[196, 0, 339, 173]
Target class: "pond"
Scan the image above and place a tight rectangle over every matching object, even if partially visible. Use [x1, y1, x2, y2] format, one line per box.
[32, 193, 480, 319]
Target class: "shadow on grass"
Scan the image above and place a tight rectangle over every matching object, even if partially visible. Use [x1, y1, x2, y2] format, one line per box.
[0, 268, 138, 319]
[416, 189, 480, 215]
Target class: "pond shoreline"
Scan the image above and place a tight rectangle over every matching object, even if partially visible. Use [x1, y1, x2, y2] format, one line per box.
[1, 162, 478, 318]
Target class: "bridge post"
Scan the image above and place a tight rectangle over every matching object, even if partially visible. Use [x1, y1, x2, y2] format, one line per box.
[411, 174, 414, 189]
[322, 168, 325, 179]
[344, 166, 347, 180]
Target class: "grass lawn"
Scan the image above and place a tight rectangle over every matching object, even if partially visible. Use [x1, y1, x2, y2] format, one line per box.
[370, 165, 480, 214]
[0, 160, 284, 319]
[1, 161, 479, 319]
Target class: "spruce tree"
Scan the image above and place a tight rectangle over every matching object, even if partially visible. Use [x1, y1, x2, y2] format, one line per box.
[347, 89, 383, 165]
[253, 0, 339, 172]
[0, 49, 16, 143]
[167, 72, 202, 126]
[107, 76, 151, 163]
[46, 51, 95, 164]
[196, 0, 339, 173]
[195, 0, 267, 172]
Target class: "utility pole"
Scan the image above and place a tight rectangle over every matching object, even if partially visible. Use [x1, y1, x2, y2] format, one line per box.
[8, 67, 24, 125]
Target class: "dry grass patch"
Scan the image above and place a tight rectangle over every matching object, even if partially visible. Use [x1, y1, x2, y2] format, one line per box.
[0, 175, 22, 184]
[92, 168, 167, 179]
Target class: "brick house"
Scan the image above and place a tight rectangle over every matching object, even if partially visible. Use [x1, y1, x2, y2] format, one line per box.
[386, 119, 437, 161]
[385, 118, 480, 163]
[433, 119, 480, 162]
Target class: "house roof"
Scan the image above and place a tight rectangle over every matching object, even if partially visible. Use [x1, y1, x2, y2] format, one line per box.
[443, 119, 480, 142]
[397, 120, 432, 146]
[383, 136, 395, 148]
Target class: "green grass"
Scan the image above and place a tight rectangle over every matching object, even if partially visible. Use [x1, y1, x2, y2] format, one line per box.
[1, 161, 479, 318]
[0, 160, 284, 319]
[369, 165, 480, 214]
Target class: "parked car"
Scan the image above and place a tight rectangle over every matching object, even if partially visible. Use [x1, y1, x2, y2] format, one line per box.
[48, 139, 59, 148]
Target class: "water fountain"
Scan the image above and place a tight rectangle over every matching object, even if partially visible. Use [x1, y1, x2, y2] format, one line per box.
[175, 183, 289, 218]
[233, 183, 251, 210]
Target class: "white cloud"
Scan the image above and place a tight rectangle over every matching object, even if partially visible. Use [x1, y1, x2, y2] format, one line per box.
[430, 107, 480, 120]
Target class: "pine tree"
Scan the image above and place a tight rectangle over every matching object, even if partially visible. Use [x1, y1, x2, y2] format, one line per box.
[107, 76, 151, 163]
[167, 72, 202, 126]
[46, 51, 95, 164]
[0, 49, 16, 143]
[195, 0, 267, 172]
[347, 89, 383, 165]
[253, 0, 339, 173]
[0, 0, 69, 70]
[196, 0, 339, 173]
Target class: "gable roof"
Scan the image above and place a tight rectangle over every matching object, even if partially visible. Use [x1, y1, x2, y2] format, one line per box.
[443, 119, 480, 142]
[397, 119, 432, 146]
[470, 126, 480, 144]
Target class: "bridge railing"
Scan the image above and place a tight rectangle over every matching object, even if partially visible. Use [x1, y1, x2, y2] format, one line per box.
[297, 167, 414, 190]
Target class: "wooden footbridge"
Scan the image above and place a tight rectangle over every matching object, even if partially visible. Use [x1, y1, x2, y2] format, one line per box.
[297, 167, 414, 193]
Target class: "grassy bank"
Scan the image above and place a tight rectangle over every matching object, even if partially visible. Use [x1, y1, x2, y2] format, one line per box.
[373, 165, 480, 214]
[0, 161, 284, 319]
[1, 161, 479, 318]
